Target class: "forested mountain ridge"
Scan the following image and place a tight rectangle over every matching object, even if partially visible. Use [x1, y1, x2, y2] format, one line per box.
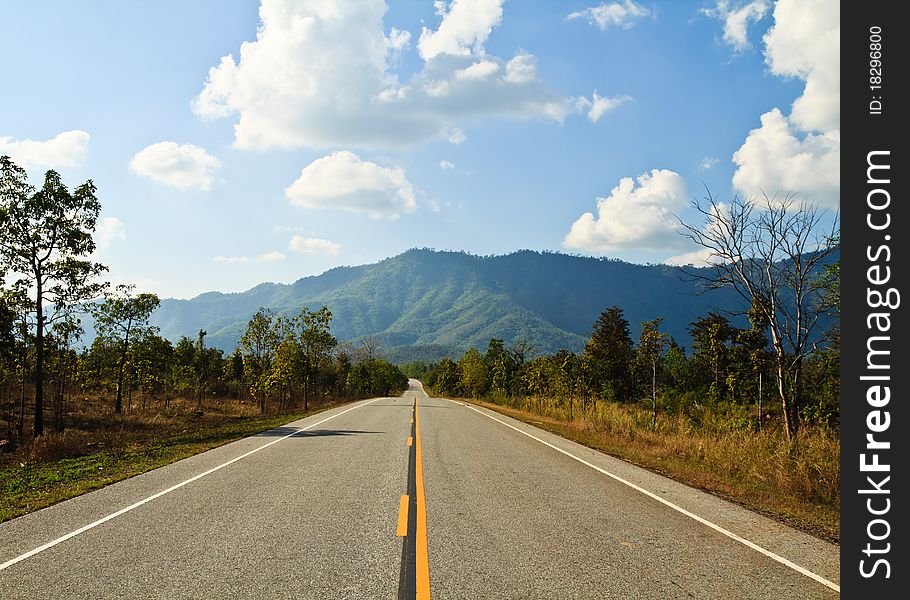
[148, 249, 764, 361]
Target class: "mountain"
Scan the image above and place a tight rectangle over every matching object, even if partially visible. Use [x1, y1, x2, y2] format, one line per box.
[148, 249, 760, 361]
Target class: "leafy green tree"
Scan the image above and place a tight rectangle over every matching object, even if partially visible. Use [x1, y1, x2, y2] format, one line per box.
[636, 318, 670, 427]
[483, 338, 511, 395]
[294, 306, 336, 410]
[434, 357, 460, 396]
[89, 285, 160, 414]
[239, 308, 280, 412]
[458, 348, 487, 398]
[0, 156, 107, 436]
[689, 312, 734, 403]
[584, 306, 634, 402]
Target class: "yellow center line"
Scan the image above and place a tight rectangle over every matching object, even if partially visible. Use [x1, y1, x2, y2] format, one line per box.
[415, 400, 431, 599]
[407, 436, 413, 446]
[396, 495, 410, 537]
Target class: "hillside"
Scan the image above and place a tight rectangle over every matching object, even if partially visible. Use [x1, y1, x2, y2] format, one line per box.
[148, 249, 757, 361]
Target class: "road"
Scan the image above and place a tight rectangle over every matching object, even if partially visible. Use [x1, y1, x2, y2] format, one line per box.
[0, 380, 839, 598]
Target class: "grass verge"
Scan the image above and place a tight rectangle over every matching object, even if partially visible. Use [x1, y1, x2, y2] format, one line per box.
[468, 399, 839, 543]
[0, 403, 342, 524]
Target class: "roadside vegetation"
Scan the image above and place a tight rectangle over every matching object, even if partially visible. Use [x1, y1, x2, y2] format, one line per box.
[404, 195, 840, 541]
[0, 156, 408, 522]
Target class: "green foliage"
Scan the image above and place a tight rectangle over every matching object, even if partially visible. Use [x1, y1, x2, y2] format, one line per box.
[89, 285, 160, 414]
[0, 156, 108, 436]
[585, 307, 634, 402]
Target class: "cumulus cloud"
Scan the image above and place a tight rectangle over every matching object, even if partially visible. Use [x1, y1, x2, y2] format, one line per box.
[0, 130, 90, 170]
[448, 128, 466, 144]
[563, 169, 691, 252]
[701, 1, 770, 52]
[129, 142, 221, 191]
[213, 255, 250, 264]
[566, 1, 651, 30]
[288, 236, 342, 256]
[192, 0, 610, 150]
[439, 160, 455, 170]
[732, 109, 839, 207]
[418, 0, 504, 60]
[582, 92, 632, 123]
[95, 217, 126, 250]
[730, 0, 840, 209]
[285, 151, 417, 219]
[763, 0, 839, 133]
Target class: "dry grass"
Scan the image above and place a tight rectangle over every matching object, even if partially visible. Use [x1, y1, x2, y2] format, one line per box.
[473, 396, 839, 542]
[0, 394, 345, 523]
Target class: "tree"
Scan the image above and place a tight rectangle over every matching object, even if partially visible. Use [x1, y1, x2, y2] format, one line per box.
[458, 348, 487, 398]
[679, 192, 838, 440]
[294, 307, 336, 410]
[637, 318, 670, 427]
[0, 156, 107, 436]
[239, 308, 280, 413]
[688, 312, 734, 402]
[584, 306, 634, 402]
[90, 285, 160, 414]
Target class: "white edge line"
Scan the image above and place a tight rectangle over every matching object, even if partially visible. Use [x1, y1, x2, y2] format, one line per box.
[451, 399, 839, 593]
[0, 398, 381, 572]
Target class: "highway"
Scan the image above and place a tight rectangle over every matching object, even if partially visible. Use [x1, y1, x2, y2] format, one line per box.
[0, 380, 839, 598]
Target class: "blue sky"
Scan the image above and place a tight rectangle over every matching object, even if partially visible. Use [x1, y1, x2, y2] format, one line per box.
[1, 0, 839, 299]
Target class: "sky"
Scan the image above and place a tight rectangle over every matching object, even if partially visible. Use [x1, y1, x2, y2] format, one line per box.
[0, 0, 839, 300]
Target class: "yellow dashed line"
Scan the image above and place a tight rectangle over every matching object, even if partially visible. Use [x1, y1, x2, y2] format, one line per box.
[396, 495, 409, 537]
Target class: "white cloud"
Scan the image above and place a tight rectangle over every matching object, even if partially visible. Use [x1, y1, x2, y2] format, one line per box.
[763, 0, 839, 133]
[129, 142, 221, 191]
[665, 248, 716, 267]
[699, 156, 719, 171]
[732, 109, 839, 208]
[285, 151, 417, 219]
[418, 0, 504, 60]
[701, 1, 770, 52]
[730, 0, 839, 208]
[95, 217, 126, 250]
[386, 27, 411, 52]
[584, 92, 631, 123]
[563, 169, 691, 252]
[503, 52, 537, 84]
[448, 128, 466, 144]
[288, 236, 342, 256]
[455, 60, 499, 80]
[256, 251, 286, 262]
[192, 0, 597, 150]
[0, 130, 90, 170]
[439, 160, 455, 170]
[213, 255, 250, 264]
[567, 1, 651, 30]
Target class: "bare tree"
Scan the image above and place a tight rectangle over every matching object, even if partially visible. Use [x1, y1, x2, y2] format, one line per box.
[678, 192, 838, 441]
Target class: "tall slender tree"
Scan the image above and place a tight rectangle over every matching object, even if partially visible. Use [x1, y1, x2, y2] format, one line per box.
[0, 156, 107, 436]
[89, 285, 160, 414]
[584, 306, 634, 402]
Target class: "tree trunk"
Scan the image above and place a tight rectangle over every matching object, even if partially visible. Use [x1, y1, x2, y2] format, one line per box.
[790, 356, 803, 437]
[34, 285, 44, 437]
[757, 371, 762, 431]
[115, 354, 126, 414]
[774, 351, 793, 442]
[651, 361, 657, 428]
[115, 326, 131, 415]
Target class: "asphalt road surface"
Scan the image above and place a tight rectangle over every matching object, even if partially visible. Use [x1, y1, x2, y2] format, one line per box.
[0, 380, 839, 598]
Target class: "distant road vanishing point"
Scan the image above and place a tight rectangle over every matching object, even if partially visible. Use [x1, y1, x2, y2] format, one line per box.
[0, 380, 838, 599]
